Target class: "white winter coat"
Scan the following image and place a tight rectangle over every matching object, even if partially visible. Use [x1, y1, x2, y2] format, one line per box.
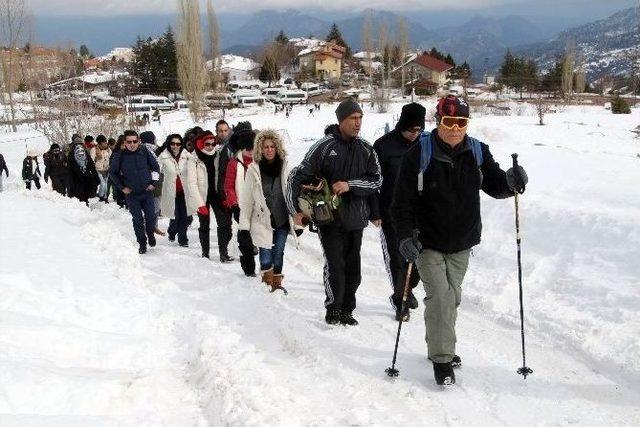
[158, 150, 203, 218]
[238, 159, 300, 248]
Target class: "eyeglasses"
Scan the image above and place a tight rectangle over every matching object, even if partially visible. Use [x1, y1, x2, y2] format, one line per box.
[439, 116, 469, 130]
[125, 139, 139, 144]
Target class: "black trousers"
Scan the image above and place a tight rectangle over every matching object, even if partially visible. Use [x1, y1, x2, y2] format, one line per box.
[51, 175, 66, 195]
[318, 225, 363, 313]
[25, 178, 41, 190]
[381, 214, 421, 309]
[198, 199, 233, 257]
[168, 192, 189, 245]
[237, 229, 256, 275]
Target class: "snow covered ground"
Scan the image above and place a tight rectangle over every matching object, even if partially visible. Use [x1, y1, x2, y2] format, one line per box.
[1, 102, 639, 426]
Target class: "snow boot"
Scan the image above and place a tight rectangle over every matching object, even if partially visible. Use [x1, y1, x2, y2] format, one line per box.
[325, 308, 341, 325]
[407, 292, 419, 309]
[220, 253, 234, 263]
[148, 235, 156, 248]
[138, 245, 147, 255]
[199, 229, 210, 259]
[269, 274, 288, 295]
[433, 361, 455, 386]
[261, 268, 274, 286]
[340, 311, 359, 326]
[451, 355, 462, 369]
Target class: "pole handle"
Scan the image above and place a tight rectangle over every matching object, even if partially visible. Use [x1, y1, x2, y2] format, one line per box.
[511, 153, 519, 169]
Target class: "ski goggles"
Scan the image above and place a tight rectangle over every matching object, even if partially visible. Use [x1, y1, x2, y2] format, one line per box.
[439, 116, 469, 130]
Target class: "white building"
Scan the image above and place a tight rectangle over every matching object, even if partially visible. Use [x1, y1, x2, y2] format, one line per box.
[100, 47, 135, 63]
[209, 54, 260, 82]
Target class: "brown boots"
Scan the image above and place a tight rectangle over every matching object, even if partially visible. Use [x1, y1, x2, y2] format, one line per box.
[261, 268, 288, 295]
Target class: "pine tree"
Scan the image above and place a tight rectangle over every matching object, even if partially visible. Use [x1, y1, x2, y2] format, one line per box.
[326, 23, 351, 57]
[275, 30, 288, 45]
[79, 44, 91, 58]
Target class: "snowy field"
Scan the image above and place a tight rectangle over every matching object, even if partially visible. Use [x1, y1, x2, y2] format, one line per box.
[1, 101, 639, 426]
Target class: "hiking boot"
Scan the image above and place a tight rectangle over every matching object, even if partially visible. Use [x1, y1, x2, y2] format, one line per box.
[325, 309, 341, 325]
[168, 234, 175, 242]
[407, 292, 419, 309]
[340, 311, 359, 326]
[433, 361, 455, 386]
[270, 274, 288, 295]
[148, 236, 156, 248]
[138, 245, 147, 255]
[179, 242, 189, 248]
[451, 355, 462, 369]
[261, 268, 274, 286]
[220, 254, 234, 263]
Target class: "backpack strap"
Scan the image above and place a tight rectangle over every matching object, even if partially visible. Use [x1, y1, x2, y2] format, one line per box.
[417, 132, 432, 194]
[467, 136, 484, 167]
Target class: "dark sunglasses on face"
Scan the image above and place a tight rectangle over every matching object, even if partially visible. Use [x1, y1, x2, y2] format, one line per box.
[125, 139, 139, 144]
[204, 142, 215, 147]
[170, 142, 182, 147]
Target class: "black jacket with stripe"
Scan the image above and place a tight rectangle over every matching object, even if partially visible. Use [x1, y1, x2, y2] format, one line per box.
[391, 130, 513, 254]
[286, 130, 382, 231]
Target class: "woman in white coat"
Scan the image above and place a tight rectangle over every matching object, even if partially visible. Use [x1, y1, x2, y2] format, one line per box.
[239, 129, 301, 292]
[158, 134, 203, 247]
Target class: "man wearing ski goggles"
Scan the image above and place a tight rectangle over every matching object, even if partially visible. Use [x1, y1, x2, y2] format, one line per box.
[391, 95, 529, 386]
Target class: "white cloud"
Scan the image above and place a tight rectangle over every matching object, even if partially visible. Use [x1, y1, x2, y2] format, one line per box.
[28, 0, 519, 15]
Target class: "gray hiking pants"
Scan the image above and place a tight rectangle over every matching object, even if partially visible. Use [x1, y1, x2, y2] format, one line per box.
[415, 248, 471, 364]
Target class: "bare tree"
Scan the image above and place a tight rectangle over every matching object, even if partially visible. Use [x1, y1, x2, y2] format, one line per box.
[206, 0, 222, 91]
[397, 17, 409, 97]
[376, 22, 390, 113]
[535, 93, 550, 125]
[0, 0, 28, 132]
[561, 40, 575, 101]
[177, 0, 208, 121]
[362, 10, 373, 85]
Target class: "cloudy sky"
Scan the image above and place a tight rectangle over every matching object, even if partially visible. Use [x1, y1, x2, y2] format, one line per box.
[26, 0, 635, 15]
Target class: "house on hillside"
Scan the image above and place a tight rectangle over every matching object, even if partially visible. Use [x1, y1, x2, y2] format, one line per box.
[297, 41, 345, 80]
[209, 54, 260, 83]
[394, 52, 454, 93]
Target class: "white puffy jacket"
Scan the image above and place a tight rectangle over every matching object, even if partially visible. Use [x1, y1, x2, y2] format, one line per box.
[158, 150, 202, 218]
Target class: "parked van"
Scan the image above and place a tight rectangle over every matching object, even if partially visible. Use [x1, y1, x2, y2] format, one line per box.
[93, 94, 121, 110]
[205, 93, 233, 107]
[227, 80, 266, 91]
[262, 87, 284, 101]
[300, 82, 323, 97]
[237, 96, 266, 108]
[231, 89, 262, 105]
[126, 95, 173, 112]
[274, 90, 308, 104]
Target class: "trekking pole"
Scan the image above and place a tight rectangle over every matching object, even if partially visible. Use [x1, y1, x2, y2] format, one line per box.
[512, 153, 533, 379]
[385, 262, 414, 377]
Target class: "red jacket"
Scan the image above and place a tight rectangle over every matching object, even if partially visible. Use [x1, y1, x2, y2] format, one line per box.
[223, 153, 252, 208]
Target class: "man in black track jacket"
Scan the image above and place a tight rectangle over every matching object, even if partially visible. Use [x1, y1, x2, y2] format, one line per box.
[392, 95, 528, 386]
[287, 99, 382, 326]
[373, 103, 426, 321]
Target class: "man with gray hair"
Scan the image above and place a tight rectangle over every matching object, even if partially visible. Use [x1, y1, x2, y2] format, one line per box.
[287, 98, 382, 326]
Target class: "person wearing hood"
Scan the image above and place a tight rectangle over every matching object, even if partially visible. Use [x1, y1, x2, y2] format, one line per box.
[373, 102, 426, 321]
[286, 99, 382, 326]
[0, 151, 8, 192]
[158, 134, 197, 247]
[22, 150, 42, 190]
[224, 123, 257, 276]
[43, 143, 68, 195]
[67, 138, 99, 204]
[239, 129, 302, 292]
[90, 135, 112, 202]
[191, 131, 234, 261]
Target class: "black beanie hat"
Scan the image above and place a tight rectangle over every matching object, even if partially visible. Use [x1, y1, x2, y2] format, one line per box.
[335, 98, 363, 123]
[396, 102, 426, 131]
[230, 121, 255, 151]
[96, 134, 107, 144]
[139, 131, 156, 146]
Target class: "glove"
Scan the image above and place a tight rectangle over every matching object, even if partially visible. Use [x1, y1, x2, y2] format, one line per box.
[232, 206, 240, 222]
[506, 165, 528, 194]
[198, 205, 209, 216]
[295, 229, 304, 237]
[399, 231, 422, 262]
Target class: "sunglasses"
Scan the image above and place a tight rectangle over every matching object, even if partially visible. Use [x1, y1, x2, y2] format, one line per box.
[125, 139, 139, 144]
[439, 116, 469, 130]
[204, 142, 216, 147]
[170, 142, 182, 147]
[406, 127, 423, 134]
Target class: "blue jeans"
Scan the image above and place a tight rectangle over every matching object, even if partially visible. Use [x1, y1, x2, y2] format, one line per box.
[259, 226, 289, 274]
[126, 191, 156, 247]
